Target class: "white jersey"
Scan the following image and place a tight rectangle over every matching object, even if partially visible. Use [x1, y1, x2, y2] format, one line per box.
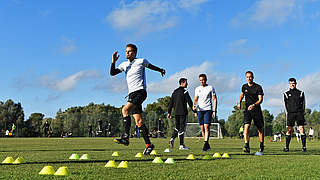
[118, 58, 150, 94]
[309, 129, 314, 136]
[194, 85, 216, 111]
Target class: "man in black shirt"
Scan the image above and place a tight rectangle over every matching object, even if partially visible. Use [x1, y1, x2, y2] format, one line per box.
[283, 78, 306, 152]
[168, 78, 195, 150]
[238, 71, 264, 153]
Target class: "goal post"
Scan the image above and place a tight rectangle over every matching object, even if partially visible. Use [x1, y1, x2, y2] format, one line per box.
[185, 123, 223, 139]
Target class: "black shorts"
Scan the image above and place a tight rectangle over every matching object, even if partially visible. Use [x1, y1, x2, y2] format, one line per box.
[243, 108, 264, 129]
[128, 89, 147, 114]
[286, 112, 305, 126]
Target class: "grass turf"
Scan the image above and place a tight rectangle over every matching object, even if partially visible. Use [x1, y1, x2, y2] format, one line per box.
[0, 137, 319, 179]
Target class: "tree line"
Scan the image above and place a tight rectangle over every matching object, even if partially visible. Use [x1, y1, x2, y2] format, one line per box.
[0, 98, 319, 137]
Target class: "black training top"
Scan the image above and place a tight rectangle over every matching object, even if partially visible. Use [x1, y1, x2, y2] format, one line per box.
[168, 87, 195, 116]
[284, 88, 305, 113]
[241, 83, 264, 108]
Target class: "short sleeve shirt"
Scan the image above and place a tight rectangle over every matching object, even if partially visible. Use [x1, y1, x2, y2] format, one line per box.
[118, 58, 150, 94]
[195, 85, 216, 111]
[241, 83, 264, 108]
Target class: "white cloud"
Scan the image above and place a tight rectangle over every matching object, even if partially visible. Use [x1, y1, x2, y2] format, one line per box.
[231, 0, 296, 27]
[106, 0, 208, 35]
[61, 37, 77, 55]
[229, 39, 248, 47]
[148, 61, 241, 95]
[40, 70, 101, 92]
[264, 72, 320, 112]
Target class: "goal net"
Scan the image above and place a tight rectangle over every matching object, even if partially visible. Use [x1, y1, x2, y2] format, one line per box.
[185, 123, 223, 139]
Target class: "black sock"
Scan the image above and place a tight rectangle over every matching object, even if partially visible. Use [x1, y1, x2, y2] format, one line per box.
[171, 129, 178, 140]
[123, 116, 131, 138]
[285, 135, 291, 148]
[245, 142, 249, 147]
[301, 134, 306, 148]
[140, 124, 151, 145]
[179, 133, 184, 145]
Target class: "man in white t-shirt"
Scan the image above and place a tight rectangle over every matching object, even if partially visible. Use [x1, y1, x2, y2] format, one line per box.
[193, 74, 217, 151]
[309, 127, 314, 141]
[110, 44, 166, 155]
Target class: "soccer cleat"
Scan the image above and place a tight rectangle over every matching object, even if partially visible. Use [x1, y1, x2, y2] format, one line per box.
[302, 147, 307, 152]
[179, 145, 190, 150]
[143, 144, 155, 155]
[114, 138, 129, 146]
[169, 139, 174, 149]
[243, 145, 250, 153]
[259, 146, 264, 152]
[283, 147, 289, 152]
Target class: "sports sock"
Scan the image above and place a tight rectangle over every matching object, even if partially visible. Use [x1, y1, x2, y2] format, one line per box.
[301, 134, 306, 148]
[285, 135, 291, 148]
[179, 133, 184, 145]
[260, 142, 264, 148]
[140, 124, 151, 145]
[245, 142, 249, 147]
[123, 116, 131, 138]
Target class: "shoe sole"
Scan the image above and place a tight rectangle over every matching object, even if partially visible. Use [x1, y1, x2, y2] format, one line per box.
[242, 148, 250, 153]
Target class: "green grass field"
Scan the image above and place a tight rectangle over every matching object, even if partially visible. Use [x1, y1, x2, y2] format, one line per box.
[0, 137, 319, 179]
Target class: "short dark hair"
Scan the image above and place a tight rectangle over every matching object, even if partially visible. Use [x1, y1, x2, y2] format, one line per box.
[245, 71, 254, 77]
[289, 78, 296, 83]
[179, 78, 187, 85]
[126, 44, 138, 53]
[199, 74, 207, 80]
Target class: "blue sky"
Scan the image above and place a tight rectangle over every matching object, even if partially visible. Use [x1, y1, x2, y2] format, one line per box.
[1, 0, 320, 120]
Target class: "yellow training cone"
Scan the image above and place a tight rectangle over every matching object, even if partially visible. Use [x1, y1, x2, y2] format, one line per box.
[117, 161, 128, 168]
[13, 157, 25, 164]
[222, 153, 230, 158]
[186, 154, 195, 160]
[112, 151, 119, 157]
[80, 154, 89, 160]
[105, 160, 117, 168]
[39, 166, 55, 175]
[54, 166, 68, 176]
[202, 155, 211, 160]
[69, 153, 80, 160]
[135, 152, 143, 158]
[152, 157, 163, 163]
[2, 157, 14, 164]
[150, 150, 157, 155]
[164, 158, 175, 164]
[213, 153, 222, 158]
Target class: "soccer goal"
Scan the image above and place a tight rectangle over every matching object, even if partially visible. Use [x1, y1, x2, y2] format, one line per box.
[185, 123, 223, 139]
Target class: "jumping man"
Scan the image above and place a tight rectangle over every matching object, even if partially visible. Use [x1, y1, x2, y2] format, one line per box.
[110, 44, 166, 155]
[238, 71, 264, 153]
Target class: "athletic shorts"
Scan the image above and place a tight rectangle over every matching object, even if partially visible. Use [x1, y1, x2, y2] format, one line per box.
[128, 89, 147, 114]
[286, 112, 305, 126]
[243, 108, 264, 129]
[197, 110, 212, 125]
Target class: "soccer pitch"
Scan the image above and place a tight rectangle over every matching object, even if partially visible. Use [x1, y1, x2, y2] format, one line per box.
[0, 137, 319, 179]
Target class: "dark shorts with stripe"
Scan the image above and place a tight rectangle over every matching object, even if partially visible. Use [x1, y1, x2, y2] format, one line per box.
[286, 112, 305, 126]
[128, 89, 147, 114]
[243, 107, 264, 129]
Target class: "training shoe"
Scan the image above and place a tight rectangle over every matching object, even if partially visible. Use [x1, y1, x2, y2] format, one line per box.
[179, 145, 190, 150]
[143, 144, 155, 155]
[260, 146, 264, 152]
[114, 138, 129, 146]
[169, 139, 174, 148]
[243, 145, 250, 153]
[283, 147, 289, 152]
[302, 147, 307, 152]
